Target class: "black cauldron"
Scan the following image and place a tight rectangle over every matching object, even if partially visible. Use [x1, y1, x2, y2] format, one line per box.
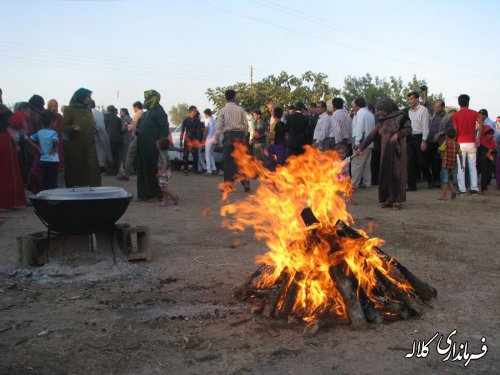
[30, 187, 133, 234]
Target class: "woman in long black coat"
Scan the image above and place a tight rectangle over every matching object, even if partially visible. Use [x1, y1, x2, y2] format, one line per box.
[135, 90, 171, 200]
[356, 98, 412, 209]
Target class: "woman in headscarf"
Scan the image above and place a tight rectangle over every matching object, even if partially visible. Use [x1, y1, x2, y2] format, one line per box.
[63, 88, 101, 187]
[355, 97, 412, 209]
[23, 95, 46, 193]
[27, 94, 45, 135]
[135, 90, 171, 201]
[0, 103, 26, 210]
[47, 99, 64, 170]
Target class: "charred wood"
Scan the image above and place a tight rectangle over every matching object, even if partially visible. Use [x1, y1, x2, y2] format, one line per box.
[335, 220, 437, 301]
[374, 268, 424, 317]
[233, 264, 272, 300]
[262, 269, 292, 318]
[277, 272, 305, 319]
[329, 263, 368, 330]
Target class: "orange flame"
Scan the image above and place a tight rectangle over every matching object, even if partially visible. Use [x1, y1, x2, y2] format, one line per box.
[221, 144, 414, 321]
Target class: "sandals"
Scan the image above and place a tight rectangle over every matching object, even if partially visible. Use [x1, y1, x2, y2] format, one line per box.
[173, 195, 180, 205]
[381, 201, 402, 209]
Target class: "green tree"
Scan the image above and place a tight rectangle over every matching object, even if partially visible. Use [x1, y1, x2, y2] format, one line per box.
[342, 74, 442, 110]
[207, 72, 441, 115]
[168, 103, 189, 127]
[206, 71, 339, 120]
[341, 74, 389, 109]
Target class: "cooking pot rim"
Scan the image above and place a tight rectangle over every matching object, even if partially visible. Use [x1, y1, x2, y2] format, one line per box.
[30, 186, 133, 201]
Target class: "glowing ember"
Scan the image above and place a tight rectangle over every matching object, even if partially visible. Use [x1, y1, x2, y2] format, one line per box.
[222, 145, 437, 331]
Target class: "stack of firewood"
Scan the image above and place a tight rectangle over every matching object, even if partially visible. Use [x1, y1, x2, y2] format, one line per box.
[233, 208, 437, 334]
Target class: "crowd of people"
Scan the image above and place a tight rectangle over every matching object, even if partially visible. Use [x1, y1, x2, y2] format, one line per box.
[0, 84, 499, 218]
[218, 87, 499, 209]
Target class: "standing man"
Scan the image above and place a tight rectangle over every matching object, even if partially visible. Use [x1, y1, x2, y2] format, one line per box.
[215, 89, 250, 192]
[407, 91, 430, 191]
[330, 98, 352, 150]
[306, 103, 318, 145]
[312, 101, 331, 150]
[285, 102, 309, 158]
[426, 99, 452, 188]
[478, 108, 495, 129]
[179, 105, 199, 175]
[117, 101, 143, 181]
[91, 100, 112, 173]
[267, 101, 276, 127]
[104, 105, 124, 176]
[203, 108, 217, 175]
[351, 97, 376, 188]
[453, 94, 484, 195]
[250, 110, 268, 163]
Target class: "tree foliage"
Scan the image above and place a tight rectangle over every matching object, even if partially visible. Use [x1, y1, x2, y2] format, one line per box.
[206, 72, 441, 115]
[206, 71, 339, 119]
[341, 74, 442, 109]
[168, 102, 189, 126]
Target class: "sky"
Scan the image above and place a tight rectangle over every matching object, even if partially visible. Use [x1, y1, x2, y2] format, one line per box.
[1, 0, 500, 124]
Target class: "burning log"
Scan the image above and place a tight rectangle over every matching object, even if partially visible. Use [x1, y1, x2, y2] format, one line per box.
[335, 220, 437, 302]
[263, 268, 292, 318]
[353, 278, 383, 324]
[329, 263, 368, 330]
[277, 271, 304, 319]
[373, 268, 424, 317]
[235, 208, 437, 333]
[233, 264, 272, 300]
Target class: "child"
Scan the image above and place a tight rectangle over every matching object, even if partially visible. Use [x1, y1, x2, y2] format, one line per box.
[156, 138, 179, 207]
[333, 143, 358, 205]
[25, 111, 59, 190]
[438, 127, 463, 200]
[477, 125, 496, 195]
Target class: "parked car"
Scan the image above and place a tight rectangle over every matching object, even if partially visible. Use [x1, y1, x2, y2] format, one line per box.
[168, 124, 223, 171]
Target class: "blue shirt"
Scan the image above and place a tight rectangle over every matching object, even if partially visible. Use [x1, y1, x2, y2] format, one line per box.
[31, 129, 59, 162]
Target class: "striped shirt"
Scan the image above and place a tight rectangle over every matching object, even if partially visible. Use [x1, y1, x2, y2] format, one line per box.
[330, 108, 352, 143]
[215, 102, 248, 139]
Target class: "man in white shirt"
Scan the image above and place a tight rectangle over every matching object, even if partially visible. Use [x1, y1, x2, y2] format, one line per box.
[330, 97, 351, 149]
[407, 91, 429, 191]
[203, 108, 217, 175]
[312, 101, 331, 150]
[351, 97, 376, 188]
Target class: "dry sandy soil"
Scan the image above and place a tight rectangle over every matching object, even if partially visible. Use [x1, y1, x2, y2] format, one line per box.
[0, 171, 498, 375]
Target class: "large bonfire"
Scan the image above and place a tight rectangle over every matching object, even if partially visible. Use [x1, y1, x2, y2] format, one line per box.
[220, 145, 436, 333]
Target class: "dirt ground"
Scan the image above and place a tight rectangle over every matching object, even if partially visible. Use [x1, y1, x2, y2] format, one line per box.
[0, 171, 498, 375]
